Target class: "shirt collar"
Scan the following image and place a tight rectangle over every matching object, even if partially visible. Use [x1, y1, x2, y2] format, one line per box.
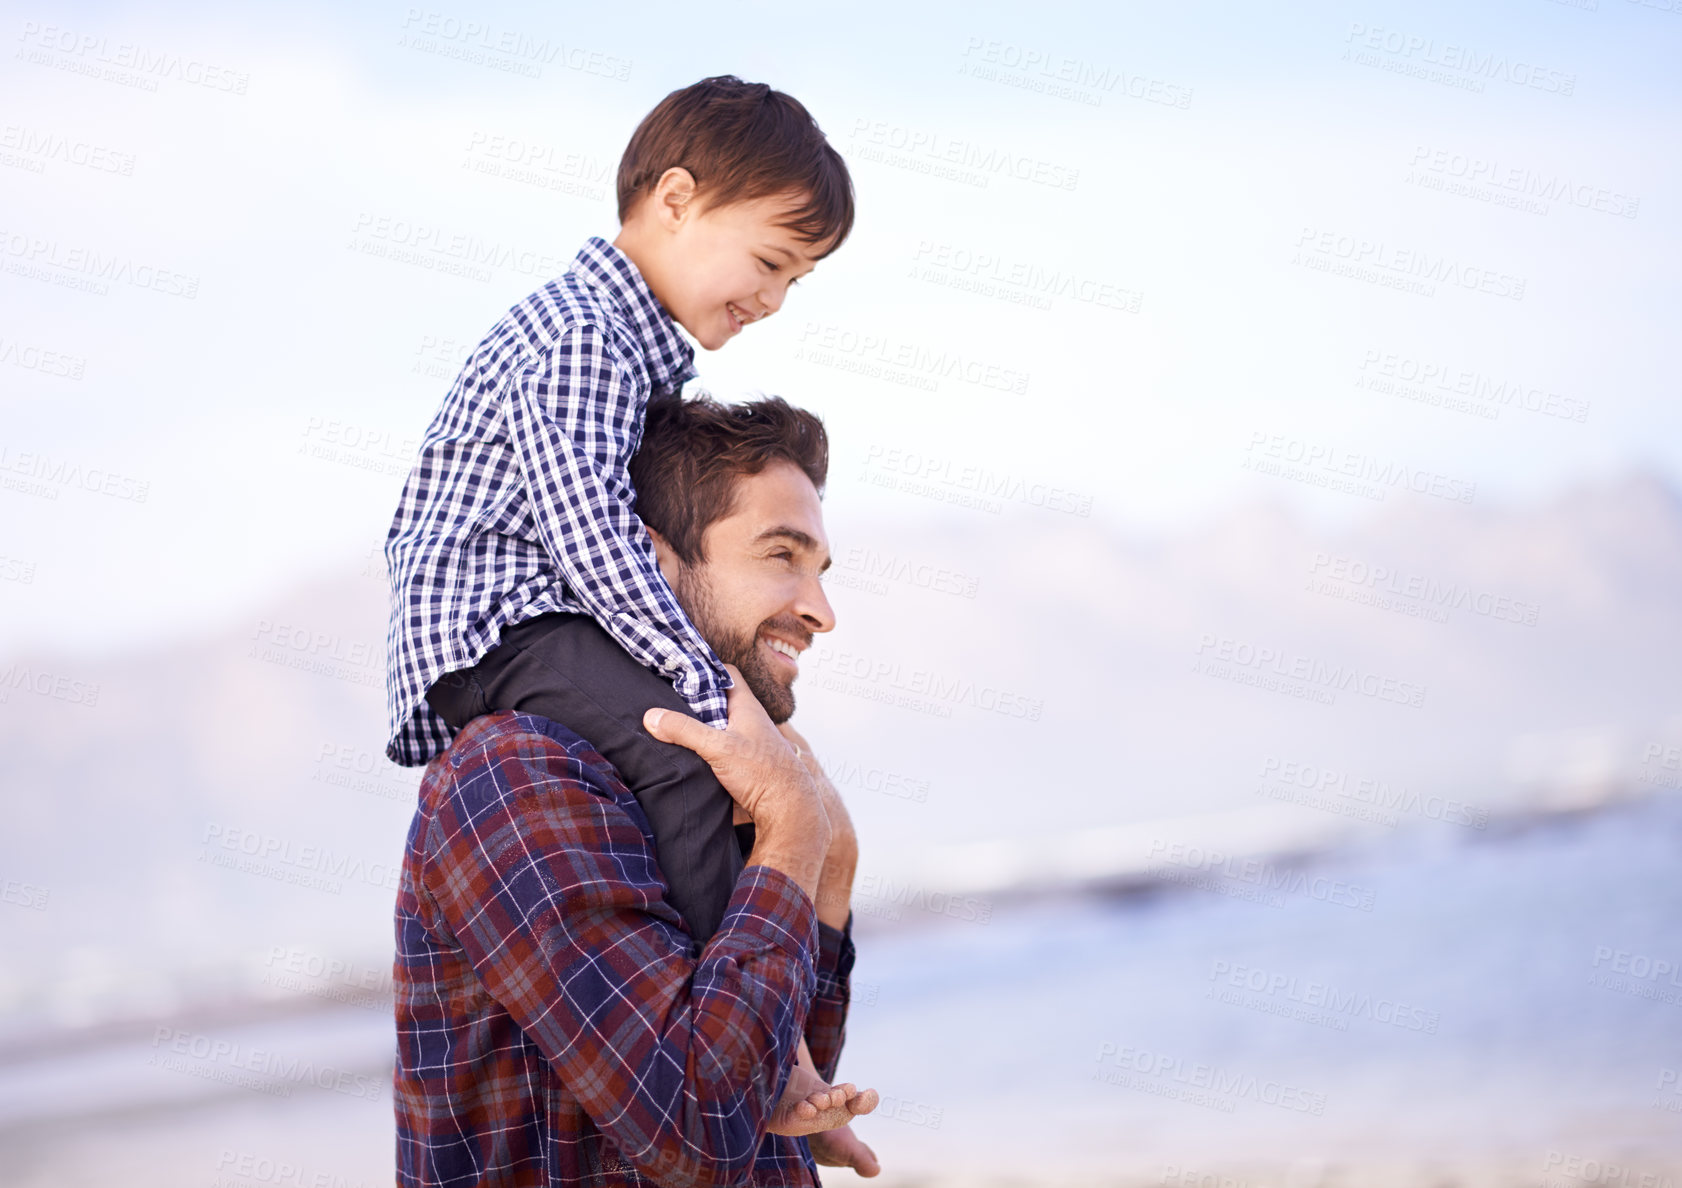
[569, 237, 695, 388]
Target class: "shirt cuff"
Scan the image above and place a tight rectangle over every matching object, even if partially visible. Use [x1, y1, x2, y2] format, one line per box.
[713, 864, 820, 991]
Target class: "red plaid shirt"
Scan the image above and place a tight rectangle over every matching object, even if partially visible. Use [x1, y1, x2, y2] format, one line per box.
[394, 711, 856, 1186]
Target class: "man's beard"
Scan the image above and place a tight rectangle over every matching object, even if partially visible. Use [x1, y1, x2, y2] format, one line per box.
[673, 566, 803, 724]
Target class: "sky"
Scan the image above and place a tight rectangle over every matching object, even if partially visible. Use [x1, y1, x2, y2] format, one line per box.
[1, 0, 1677, 658]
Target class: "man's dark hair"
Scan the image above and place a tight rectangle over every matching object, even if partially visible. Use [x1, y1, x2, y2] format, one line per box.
[617, 75, 855, 256]
[630, 392, 828, 566]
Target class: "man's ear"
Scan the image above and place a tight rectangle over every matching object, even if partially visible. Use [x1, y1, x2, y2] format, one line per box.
[645, 525, 681, 588]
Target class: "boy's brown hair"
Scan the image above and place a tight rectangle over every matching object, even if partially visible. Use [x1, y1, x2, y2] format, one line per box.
[630, 391, 828, 566]
[617, 75, 854, 257]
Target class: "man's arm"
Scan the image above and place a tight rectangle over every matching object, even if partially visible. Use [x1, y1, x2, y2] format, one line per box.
[781, 723, 857, 1082]
[417, 717, 816, 1188]
[504, 322, 730, 726]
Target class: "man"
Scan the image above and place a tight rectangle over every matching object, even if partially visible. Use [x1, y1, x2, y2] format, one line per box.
[395, 394, 877, 1186]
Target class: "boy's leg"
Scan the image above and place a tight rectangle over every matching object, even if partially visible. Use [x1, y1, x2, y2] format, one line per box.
[425, 613, 745, 947]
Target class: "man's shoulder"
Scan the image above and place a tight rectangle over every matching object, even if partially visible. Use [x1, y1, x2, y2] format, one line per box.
[421, 710, 624, 810]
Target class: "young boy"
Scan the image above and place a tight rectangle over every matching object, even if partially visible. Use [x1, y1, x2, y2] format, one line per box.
[382, 76, 866, 1148]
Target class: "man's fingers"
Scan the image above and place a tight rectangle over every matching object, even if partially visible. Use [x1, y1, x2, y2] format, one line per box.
[642, 707, 717, 759]
[850, 1137, 881, 1177]
[846, 1088, 879, 1115]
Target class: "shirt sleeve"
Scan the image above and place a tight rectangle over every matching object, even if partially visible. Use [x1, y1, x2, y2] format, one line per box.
[503, 322, 730, 727]
[419, 728, 818, 1188]
[803, 913, 856, 1083]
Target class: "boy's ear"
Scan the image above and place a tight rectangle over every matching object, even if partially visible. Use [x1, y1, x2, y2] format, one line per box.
[650, 167, 698, 230]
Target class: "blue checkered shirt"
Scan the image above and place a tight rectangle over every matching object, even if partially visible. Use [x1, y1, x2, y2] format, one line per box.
[383, 237, 731, 766]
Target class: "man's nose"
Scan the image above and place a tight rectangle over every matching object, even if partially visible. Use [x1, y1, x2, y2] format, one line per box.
[795, 576, 835, 635]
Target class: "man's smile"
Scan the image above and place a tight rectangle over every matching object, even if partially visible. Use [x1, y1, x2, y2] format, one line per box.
[761, 631, 805, 675]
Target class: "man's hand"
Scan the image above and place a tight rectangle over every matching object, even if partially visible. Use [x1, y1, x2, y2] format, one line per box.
[778, 722, 858, 931]
[808, 1125, 881, 1177]
[645, 666, 831, 901]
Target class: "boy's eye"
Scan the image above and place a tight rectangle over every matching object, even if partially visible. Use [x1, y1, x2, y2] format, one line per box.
[759, 257, 780, 272]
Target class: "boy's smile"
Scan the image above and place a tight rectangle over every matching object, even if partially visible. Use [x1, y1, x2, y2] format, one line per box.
[615, 175, 828, 351]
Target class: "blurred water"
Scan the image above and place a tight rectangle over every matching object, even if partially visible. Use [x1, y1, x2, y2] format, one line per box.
[4, 792, 1679, 1185]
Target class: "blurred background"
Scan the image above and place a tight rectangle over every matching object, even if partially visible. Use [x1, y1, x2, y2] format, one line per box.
[3, 0, 1680, 1184]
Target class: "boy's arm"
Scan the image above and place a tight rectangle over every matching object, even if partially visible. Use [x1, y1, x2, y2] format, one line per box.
[504, 322, 729, 726]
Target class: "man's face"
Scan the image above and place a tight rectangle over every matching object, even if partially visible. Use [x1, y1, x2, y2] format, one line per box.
[665, 460, 834, 723]
[656, 191, 823, 350]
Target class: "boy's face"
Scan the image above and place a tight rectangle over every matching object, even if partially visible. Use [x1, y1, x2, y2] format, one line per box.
[654, 460, 834, 723]
[630, 184, 825, 350]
